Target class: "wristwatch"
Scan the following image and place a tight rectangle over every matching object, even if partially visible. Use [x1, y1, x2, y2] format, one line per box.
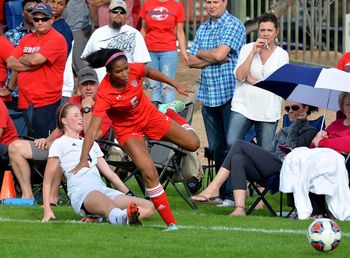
[83, 107, 92, 114]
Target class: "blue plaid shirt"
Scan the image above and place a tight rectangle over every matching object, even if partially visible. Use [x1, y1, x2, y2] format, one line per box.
[190, 11, 246, 107]
[5, 23, 35, 98]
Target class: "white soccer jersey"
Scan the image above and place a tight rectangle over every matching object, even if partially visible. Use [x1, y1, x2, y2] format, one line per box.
[49, 135, 121, 214]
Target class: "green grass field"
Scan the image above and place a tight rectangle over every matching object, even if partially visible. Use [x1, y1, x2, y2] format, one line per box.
[0, 181, 349, 258]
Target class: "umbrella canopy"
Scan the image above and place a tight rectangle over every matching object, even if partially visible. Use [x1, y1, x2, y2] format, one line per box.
[254, 63, 350, 111]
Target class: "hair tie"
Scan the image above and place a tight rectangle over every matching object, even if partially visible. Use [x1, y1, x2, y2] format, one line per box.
[105, 52, 125, 66]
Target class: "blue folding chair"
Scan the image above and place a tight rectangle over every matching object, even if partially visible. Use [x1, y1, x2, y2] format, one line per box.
[246, 114, 324, 216]
[282, 114, 324, 130]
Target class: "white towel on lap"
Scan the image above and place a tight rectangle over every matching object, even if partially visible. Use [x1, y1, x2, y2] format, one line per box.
[280, 147, 350, 221]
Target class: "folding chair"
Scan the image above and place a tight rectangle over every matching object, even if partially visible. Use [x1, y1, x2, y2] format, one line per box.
[247, 114, 325, 216]
[148, 139, 197, 209]
[246, 173, 280, 216]
[0, 144, 11, 186]
[203, 147, 215, 187]
[97, 137, 145, 195]
[99, 103, 198, 209]
[203, 126, 258, 187]
[141, 102, 198, 209]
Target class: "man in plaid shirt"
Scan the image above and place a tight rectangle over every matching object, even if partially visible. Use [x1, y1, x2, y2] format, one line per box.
[188, 0, 245, 203]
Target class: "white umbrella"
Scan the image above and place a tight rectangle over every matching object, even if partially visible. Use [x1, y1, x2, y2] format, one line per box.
[255, 64, 350, 128]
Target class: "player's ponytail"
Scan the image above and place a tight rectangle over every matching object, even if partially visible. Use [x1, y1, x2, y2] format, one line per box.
[84, 49, 127, 71]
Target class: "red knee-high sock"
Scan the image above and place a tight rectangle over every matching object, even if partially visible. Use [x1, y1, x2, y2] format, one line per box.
[146, 184, 176, 226]
[165, 109, 193, 130]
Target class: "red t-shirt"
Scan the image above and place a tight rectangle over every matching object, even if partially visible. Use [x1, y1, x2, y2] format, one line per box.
[12, 28, 67, 109]
[0, 99, 18, 145]
[139, 0, 185, 51]
[0, 36, 14, 102]
[93, 63, 154, 133]
[68, 95, 112, 139]
[317, 118, 350, 153]
[336, 53, 350, 72]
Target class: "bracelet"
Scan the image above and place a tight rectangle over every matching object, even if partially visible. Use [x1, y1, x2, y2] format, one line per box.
[5, 85, 14, 93]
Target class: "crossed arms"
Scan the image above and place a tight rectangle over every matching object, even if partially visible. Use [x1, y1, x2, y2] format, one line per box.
[7, 53, 47, 72]
[187, 45, 231, 69]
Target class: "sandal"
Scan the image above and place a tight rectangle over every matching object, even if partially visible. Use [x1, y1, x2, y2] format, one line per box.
[191, 195, 223, 205]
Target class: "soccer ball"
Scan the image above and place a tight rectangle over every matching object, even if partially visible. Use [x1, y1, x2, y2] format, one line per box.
[307, 218, 341, 252]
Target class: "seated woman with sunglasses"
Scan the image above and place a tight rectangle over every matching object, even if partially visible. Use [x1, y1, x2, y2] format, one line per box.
[192, 101, 318, 216]
[42, 103, 154, 224]
[280, 92, 350, 221]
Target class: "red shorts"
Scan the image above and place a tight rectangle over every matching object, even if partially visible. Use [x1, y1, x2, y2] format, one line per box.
[113, 108, 172, 146]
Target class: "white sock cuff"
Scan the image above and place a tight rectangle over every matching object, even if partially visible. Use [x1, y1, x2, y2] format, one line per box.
[146, 183, 164, 198]
[108, 208, 127, 225]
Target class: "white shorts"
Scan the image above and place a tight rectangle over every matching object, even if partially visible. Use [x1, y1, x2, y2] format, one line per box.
[68, 182, 124, 216]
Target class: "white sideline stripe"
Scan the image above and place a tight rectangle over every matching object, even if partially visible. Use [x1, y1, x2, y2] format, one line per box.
[0, 217, 349, 237]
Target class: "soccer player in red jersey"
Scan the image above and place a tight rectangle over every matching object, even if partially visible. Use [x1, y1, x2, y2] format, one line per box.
[72, 48, 200, 231]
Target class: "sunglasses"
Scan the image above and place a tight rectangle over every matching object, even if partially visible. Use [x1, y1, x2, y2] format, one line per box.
[33, 16, 51, 22]
[110, 8, 126, 15]
[26, 7, 33, 13]
[284, 105, 301, 112]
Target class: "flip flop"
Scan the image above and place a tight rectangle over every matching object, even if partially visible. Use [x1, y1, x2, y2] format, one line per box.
[191, 195, 222, 205]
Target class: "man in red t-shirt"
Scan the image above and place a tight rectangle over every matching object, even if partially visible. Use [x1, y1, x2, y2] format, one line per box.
[8, 67, 111, 203]
[6, 3, 67, 139]
[0, 0, 5, 35]
[67, 67, 112, 139]
[0, 36, 14, 102]
[0, 100, 18, 145]
[0, 99, 18, 168]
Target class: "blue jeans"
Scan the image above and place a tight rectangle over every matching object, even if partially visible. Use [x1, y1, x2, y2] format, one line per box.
[201, 100, 233, 200]
[147, 50, 178, 104]
[227, 111, 278, 150]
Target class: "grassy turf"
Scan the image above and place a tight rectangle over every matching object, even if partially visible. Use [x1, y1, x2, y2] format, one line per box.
[0, 181, 349, 257]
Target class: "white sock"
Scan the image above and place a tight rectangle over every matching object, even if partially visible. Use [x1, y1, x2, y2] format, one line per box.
[108, 208, 127, 225]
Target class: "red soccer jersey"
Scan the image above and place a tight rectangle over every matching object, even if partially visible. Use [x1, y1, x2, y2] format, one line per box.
[68, 95, 112, 138]
[12, 29, 67, 109]
[139, 0, 185, 51]
[0, 36, 14, 102]
[93, 63, 171, 145]
[0, 99, 18, 145]
[93, 63, 148, 128]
